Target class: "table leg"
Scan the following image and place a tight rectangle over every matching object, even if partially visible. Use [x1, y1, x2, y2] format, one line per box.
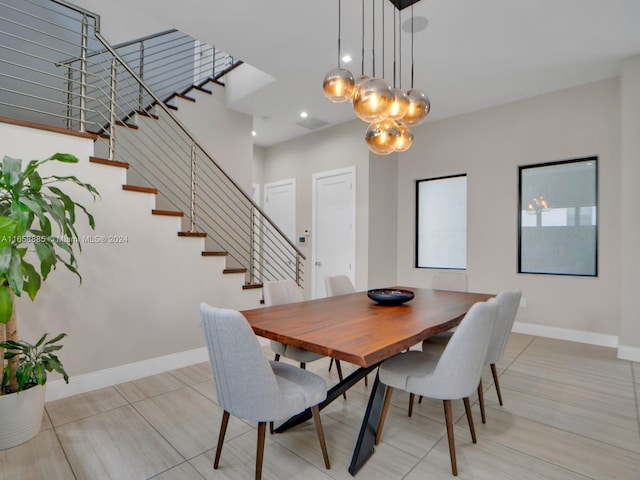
[274, 363, 377, 433]
[348, 372, 385, 476]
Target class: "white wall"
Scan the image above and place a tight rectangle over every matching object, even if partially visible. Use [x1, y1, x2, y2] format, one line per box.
[397, 78, 621, 340]
[1, 122, 262, 399]
[619, 55, 640, 359]
[264, 122, 371, 295]
[173, 83, 254, 193]
[368, 153, 398, 289]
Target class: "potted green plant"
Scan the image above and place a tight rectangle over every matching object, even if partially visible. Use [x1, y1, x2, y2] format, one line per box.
[0, 153, 97, 450]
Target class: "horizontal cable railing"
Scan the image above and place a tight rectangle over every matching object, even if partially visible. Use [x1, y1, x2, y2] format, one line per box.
[0, 0, 305, 286]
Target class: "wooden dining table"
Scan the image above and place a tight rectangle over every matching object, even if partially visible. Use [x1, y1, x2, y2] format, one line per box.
[241, 287, 493, 475]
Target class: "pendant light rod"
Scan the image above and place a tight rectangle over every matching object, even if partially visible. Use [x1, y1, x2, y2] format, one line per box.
[393, 6, 396, 88]
[361, 0, 365, 75]
[337, 0, 342, 67]
[372, 0, 376, 77]
[411, 3, 415, 88]
[382, 0, 385, 80]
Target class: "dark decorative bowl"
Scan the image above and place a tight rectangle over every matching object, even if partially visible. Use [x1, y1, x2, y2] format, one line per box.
[367, 288, 415, 305]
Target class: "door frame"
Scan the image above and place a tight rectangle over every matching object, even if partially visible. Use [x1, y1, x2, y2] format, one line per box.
[311, 166, 356, 298]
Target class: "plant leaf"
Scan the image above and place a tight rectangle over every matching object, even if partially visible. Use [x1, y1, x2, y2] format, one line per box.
[34, 333, 48, 348]
[50, 153, 79, 163]
[10, 201, 31, 237]
[22, 261, 41, 301]
[0, 285, 13, 324]
[34, 241, 55, 280]
[2, 156, 22, 188]
[0, 216, 17, 248]
[7, 248, 23, 296]
[44, 333, 66, 345]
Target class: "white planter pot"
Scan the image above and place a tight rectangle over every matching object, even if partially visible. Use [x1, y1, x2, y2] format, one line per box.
[0, 384, 46, 450]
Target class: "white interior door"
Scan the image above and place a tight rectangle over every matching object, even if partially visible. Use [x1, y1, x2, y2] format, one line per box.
[312, 167, 356, 298]
[264, 179, 295, 239]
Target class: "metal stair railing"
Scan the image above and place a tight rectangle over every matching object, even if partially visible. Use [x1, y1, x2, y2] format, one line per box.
[0, 0, 305, 286]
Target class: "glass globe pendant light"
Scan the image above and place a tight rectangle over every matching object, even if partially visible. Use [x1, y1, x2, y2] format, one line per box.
[388, 88, 409, 120]
[365, 119, 400, 155]
[353, 77, 394, 123]
[350, 75, 369, 103]
[398, 88, 430, 126]
[322, 0, 354, 103]
[323, 68, 355, 103]
[395, 124, 413, 151]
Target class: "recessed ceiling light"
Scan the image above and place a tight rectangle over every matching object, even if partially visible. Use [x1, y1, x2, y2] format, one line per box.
[252, 130, 257, 136]
[300, 111, 308, 118]
[342, 54, 352, 63]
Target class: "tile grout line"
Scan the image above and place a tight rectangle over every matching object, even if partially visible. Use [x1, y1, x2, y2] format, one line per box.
[631, 362, 640, 445]
[49, 409, 80, 480]
[45, 385, 131, 428]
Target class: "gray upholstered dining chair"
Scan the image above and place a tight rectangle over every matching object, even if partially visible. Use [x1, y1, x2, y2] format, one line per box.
[200, 303, 331, 479]
[405, 270, 470, 416]
[325, 274, 356, 297]
[324, 275, 357, 387]
[376, 300, 498, 476]
[264, 280, 344, 387]
[422, 289, 522, 423]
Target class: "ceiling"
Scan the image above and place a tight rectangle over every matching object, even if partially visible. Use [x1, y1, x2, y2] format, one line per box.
[78, 0, 640, 148]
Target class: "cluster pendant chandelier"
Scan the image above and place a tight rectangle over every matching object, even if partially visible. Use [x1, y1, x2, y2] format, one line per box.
[323, 0, 430, 155]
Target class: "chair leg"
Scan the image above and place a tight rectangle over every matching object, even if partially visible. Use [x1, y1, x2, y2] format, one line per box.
[462, 397, 477, 443]
[375, 386, 394, 446]
[311, 405, 331, 469]
[408, 393, 415, 417]
[256, 422, 266, 480]
[491, 363, 503, 406]
[364, 375, 368, 387]
[477, 377, 486, 424]
[443, 400, 458, 476]
[418, 395, 423, 404]
[328, 358, 334, 372]
[334, 359, 347, 399]
[269, 421, 274, 434]
[274, 353, 280, 362]
[214, 410, 230, 469]
[300, 362, 306, 369]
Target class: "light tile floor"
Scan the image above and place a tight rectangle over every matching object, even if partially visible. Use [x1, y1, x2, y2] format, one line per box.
[1, 334, 639, 479]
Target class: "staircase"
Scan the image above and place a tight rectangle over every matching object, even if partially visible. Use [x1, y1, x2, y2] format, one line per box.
[1, 117, 264, 399]
[0, 0, 305, 291]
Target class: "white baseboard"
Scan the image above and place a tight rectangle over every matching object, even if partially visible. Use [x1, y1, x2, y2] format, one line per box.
[512, 321, 619, 348]
[617, 345, 640, 362]
[45, 347, 209, 402]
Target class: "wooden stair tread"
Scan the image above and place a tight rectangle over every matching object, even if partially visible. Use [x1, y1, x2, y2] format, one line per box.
[193, 85, 212, 94]
[178, 231, 207, 237]
[90, 156, 130, 169]
[0, 116, 96, 140]
[152, 209, 183, 217]
[223, 268, 247, 274]
[175, 93, 196, 102]
[242, 283, 263, 290]
[164, 103, 178, 111]
[122, 185, 158, 194]
[136, 110, 159, 120]
[115, 121, 138, 130]
[202, 251, 228, 256]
